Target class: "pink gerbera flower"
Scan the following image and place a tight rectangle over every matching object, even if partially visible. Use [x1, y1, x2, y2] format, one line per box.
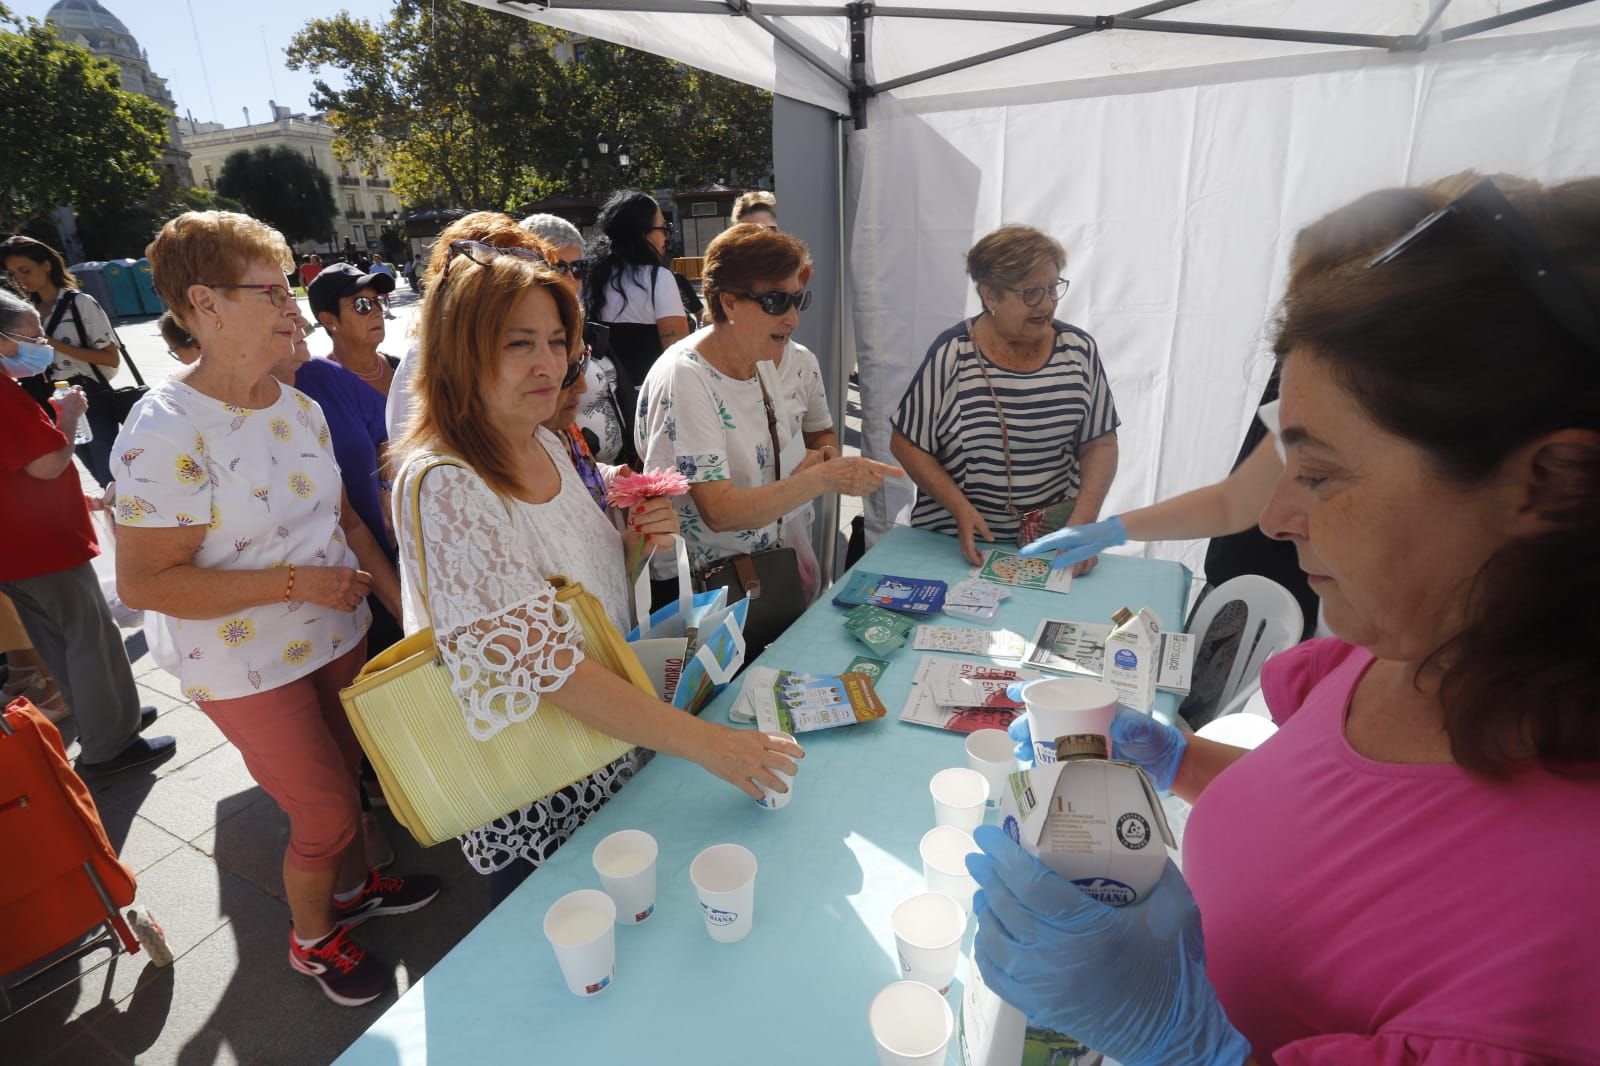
[606, 468, 690, 510]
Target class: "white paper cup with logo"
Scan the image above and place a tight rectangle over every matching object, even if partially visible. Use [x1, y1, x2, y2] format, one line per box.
[869, 980, 955, 1065]
[1022, 678, 1119, 764]
[929, 767, 988, 832]
[918, 826, 980, 915]
[756, 732, 798, 810]
[890, 892, 966, 995]
[964, 728, 1015, 808]
[690, 843, 757, 943]
[592, 829, 659, 925]
[542, 889, 617, 997]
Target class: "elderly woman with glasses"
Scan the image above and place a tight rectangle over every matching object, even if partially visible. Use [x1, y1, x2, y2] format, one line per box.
[392, 236, 804, 907]
[111, 211, 428, 1009]
[891, 224, 1120, 570]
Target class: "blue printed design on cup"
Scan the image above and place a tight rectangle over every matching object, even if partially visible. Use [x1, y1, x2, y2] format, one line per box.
[1070, 875, 1138, 907]
[1114, 649, 1138, 669]
[898, 951, 911, 973]
[702, 902, 739, 926]
[634, 903, 655, 922]
[584, 972, 612, 995]
[1033, 739, 1058, 765]
[1003, 814, 1021, 844]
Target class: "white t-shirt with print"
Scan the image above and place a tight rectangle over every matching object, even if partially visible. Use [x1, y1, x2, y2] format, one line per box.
[42, 290, 115, 381]
[595, 263, 685, 325]
[636, 334, 800, 576]
[773, 340, 833, 441]
[111, 380, 370, 702]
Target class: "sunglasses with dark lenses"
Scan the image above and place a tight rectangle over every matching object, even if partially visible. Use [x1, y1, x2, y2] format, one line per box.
[349, 296, 380, 316]
[739, 289, 812, 316]
[550, 258, 589, 282]
[446, 240, 582, 286]
[561, 347, 591, 389]
[1367, 178, 1600, 354]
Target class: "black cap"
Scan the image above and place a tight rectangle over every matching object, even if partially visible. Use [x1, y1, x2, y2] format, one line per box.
[307, 262, 395, 321]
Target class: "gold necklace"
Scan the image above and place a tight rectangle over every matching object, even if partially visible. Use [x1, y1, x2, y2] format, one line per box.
[341, 354, 388, 382]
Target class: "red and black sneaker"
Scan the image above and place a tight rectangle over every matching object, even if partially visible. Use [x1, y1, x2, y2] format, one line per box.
[287, 925, 388, 1007]
[333, 868, 442, 929]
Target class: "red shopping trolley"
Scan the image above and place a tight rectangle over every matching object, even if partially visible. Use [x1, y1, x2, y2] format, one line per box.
[0, 697, 170, 1017]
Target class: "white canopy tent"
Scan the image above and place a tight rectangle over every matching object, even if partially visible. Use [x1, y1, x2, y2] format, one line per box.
[468, 0, 1600, 572]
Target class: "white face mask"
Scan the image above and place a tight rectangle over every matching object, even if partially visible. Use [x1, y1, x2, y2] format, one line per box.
[0, 335, 54, 378]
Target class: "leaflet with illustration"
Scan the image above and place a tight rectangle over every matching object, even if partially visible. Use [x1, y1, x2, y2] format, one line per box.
[831, 571, 948, 615]
[973, 550, 1074, 594]
[735, 667, 889, 734]
[898, 656, 1041, 734]
[1023, 619, 1112, 677]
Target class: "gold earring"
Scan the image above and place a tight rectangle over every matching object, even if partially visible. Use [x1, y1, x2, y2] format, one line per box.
[214, 319, 223, 331]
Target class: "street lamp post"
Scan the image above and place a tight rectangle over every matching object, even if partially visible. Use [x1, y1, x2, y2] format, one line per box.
[579, 132, 633, 197]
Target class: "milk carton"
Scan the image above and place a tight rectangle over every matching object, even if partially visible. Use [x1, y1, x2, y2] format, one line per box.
[1101, 606, 1160, 712]
[960, 735, 1174, 1066]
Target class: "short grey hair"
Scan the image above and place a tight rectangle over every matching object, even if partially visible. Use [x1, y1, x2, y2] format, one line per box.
[520, 213, 584, 252]
[0, 287, 35, 334]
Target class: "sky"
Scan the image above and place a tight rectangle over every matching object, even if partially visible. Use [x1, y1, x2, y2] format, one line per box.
[12, 0, 397, 128]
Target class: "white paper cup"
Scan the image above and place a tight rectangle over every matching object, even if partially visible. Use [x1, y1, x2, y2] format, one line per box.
[929, 767, 989, 832]
[919, 826, 980, 915]
[890, 892, 966, 995]
[1022, 678, 1119, 764]
[964, 729, 1015, 808]
[756, 732, 797, 810]
[869, 980, 955, 1065]
[690, 843, 757, 943]
[542, 889, 617, 997]
[592, 829, 659, 925]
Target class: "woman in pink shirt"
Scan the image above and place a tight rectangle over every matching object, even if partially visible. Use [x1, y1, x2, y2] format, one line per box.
[969, 175, 1600, 1065]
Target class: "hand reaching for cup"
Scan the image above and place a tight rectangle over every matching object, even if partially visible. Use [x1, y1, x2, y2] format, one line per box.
[696, 726, 805, 802]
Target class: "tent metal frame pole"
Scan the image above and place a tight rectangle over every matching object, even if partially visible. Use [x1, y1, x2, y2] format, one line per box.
[720, 0, 858, 94]
[1440, 0, 1597, 41]
[869, 0, 1202, 97]
[1417, 0, 1455, 37]
[502, 0, 847, 14]
[868, 7, 1405, 50]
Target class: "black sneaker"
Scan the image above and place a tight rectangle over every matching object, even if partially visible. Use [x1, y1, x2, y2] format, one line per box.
[288, 925, 389, 1007]
[333, 869, 441, 929]
[138, 705, 159, 732]
[79, 735, 177, 777]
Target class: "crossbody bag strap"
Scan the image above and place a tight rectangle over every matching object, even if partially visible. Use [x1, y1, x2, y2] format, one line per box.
[755, 363, 784, 481]
[63, 295, 110, 388]
[966, 315, 1017, 516]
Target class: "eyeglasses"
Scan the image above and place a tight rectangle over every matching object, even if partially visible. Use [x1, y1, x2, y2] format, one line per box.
[1002, 277, 1069, 308]
[738, 289, 812, 316]
[1366, 177, 1600, 354]
[445, 240, 578, 285]
[206, 283, 294, 308]
[647, 225, 672, 235]
[561, 347, 591, 389]
[548, 258, 589, 282]
[348, 295, 380, 316]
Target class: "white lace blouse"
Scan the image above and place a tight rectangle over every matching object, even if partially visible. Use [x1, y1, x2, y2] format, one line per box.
[393, 428, 641, 873]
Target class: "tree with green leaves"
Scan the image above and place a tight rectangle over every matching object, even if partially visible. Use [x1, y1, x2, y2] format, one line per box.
[0, 4, 169, 234]
[286, 0, 771, 211]
[215, 146, 338, 245]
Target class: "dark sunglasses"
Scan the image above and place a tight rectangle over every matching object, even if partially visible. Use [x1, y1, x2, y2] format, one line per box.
[549, 258, 589, 281]
[739, 288, 812, 316]
[1367, 178, 1600, 354]
[561, 347, 591, 389]
[348, 295, 380, 316]
[445, 240, 587, 287]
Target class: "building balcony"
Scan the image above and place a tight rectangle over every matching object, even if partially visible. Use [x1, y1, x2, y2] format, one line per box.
[367, 177, 391, 189]
[337, 175, 361, 186]
[345, 210, 367, 219]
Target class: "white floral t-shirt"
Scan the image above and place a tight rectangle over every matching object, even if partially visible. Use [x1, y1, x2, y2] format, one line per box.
[111, 380, 370, 702]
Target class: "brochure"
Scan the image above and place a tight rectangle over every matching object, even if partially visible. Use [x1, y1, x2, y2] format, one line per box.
[898, 656, 1041, 734]
[974, 550, 1074, 595]
[1022, 619, 1111, 678]
[735, 667, 889, 734]
[913, 625, 1027, 660]
[831, 571, 948, 615]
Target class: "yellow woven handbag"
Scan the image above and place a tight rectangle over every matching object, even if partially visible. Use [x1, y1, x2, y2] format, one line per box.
[340, 456, 655, 848]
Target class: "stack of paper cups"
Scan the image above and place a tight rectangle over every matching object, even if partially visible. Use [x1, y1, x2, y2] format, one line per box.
[690, 843, 757, 943]
[965, 728, 1015, 808]
[869, 980, 955, 1065]
[929, 767, 988, 832]
[891, 892, 966, 995]
[1021, 678, 1119, 765]
[919, 826, 980, 915]
[592, 829, 659, 925]
[542, 889, 617, 997]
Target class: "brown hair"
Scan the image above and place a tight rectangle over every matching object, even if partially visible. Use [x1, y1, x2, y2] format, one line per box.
[966, 225, 1066, 297]
[0, 235, 78, 294]
[398, 251, 582, 498]
[731, 190, 777, 223]
[157, 310, 197, 352]
[146, 212, 293, 333]
[1275, 175, 1600, 777]
[702, 225, 809, 323]
[421, 211, 553, 289]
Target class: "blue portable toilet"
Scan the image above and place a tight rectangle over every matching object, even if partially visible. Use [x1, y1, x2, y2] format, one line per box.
[99, 259, 144, 318]
[69, 262, 117, 315]
[132, 258, 164, 315]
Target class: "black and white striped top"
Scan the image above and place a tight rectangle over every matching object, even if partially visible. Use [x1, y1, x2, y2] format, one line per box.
[892, 318, 1119, 543]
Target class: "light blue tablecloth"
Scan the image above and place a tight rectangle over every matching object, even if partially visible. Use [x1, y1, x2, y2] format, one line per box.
[337, 528, 1190, 1066]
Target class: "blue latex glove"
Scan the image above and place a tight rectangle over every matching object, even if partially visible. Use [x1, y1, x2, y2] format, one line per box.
[1018, 516, 1129, 570]
[1004, 687, 1187, 792]
[966, 824, 1252, 1066]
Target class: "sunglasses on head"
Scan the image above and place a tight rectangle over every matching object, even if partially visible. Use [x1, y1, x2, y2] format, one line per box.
[446, 240, 580, 284]
[561, 347, 591, 389]
[738, 288, 812, 316]
[1366, 177, 1600, 354]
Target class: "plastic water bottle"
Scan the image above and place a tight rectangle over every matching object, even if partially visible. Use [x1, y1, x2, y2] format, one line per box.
[52, 381, 92, 444]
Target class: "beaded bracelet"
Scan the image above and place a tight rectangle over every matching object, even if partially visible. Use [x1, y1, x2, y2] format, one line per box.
[282, 562, 296, 603]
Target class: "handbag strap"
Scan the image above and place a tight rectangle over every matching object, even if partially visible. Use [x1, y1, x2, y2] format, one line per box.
[755, 365, 783, 482]
[403, 454, 468, 625]
[966, 315, 1017, 516]
[62, 292, 146, 390]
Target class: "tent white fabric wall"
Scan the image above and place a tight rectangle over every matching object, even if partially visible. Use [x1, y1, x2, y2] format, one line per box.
[468, 0, 1600, 572]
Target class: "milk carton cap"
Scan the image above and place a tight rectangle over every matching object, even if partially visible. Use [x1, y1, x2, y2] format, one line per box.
[1055, 733, 1108, 760]
[1110, 606, 1134, 626]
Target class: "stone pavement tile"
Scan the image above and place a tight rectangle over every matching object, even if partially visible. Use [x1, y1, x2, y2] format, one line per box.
[94, 807, 186, 875]
[138, 705, 228, 778]
[104, 749, 266, 845]
[0, 957, 126, 1065]
[190, 796, 290, 903]
[41, 1024, 132, 1065]
[130, 661, 188, 704]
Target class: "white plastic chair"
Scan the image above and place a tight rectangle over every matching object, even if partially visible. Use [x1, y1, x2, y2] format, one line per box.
[1184, 575, 1304, 720]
